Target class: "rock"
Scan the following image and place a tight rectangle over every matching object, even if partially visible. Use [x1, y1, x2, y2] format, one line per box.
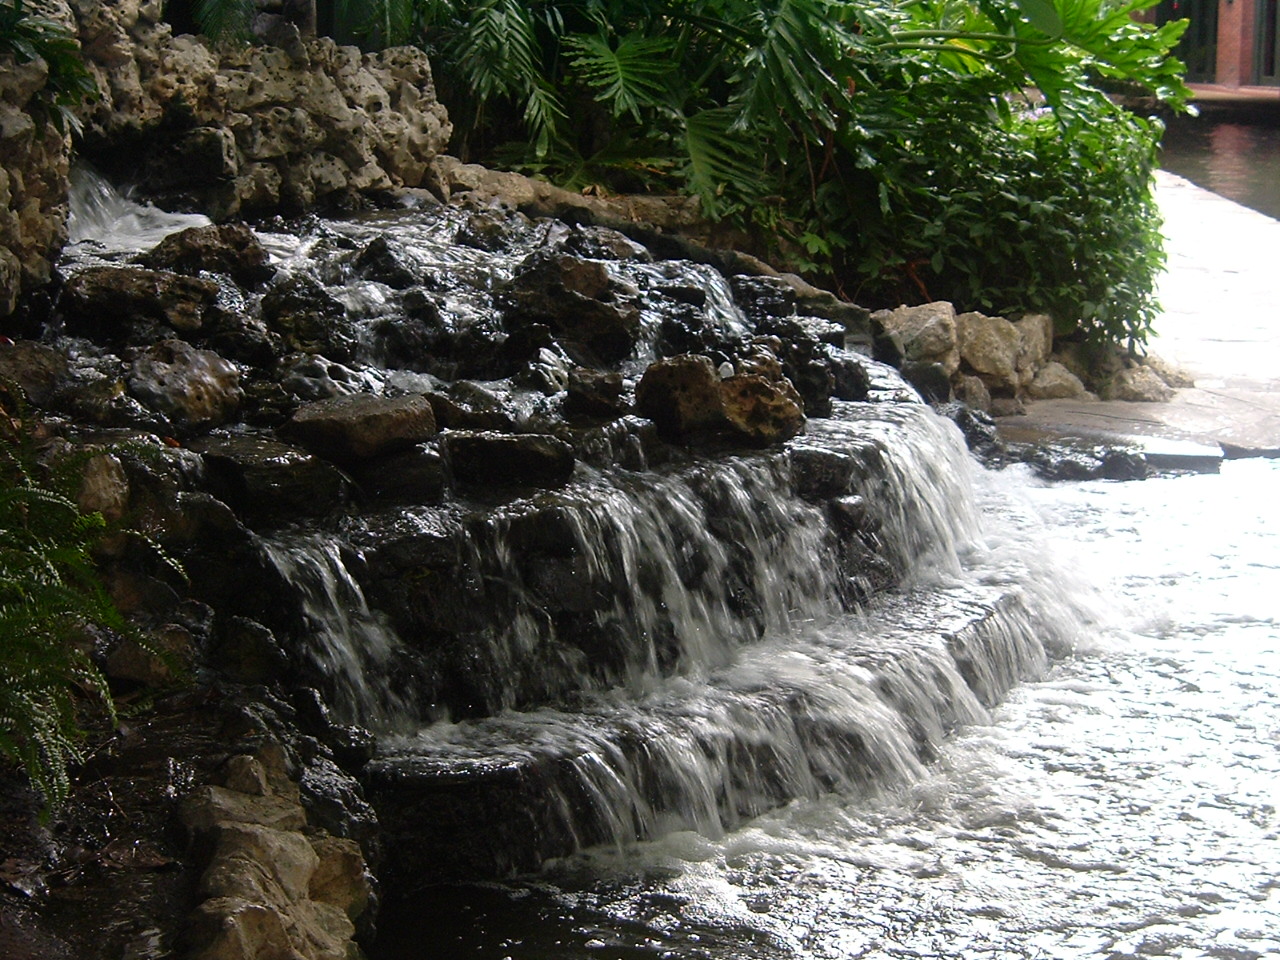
[194, 434, 349, 521]
[988, 395, 1026, 417]
[60, 265, 221, 343]
[954, 374, 991, 412]
[76, 452, 131, 522]
[1142, 353, 1195, 389]
[261, 275, 354, 361]
[1026, 361, 1089, 400]
[186, 896, 296, 960]
[1104, 366, 1175, 403]
[103, 622, 195, 687]
[445, 431, 576, 488]
[128, 339, 243, 430]
[137, 223, 275, 287]
[730, 275, 797, 321]
[789, 445, 856, 500]
[1014, 313, 1054, 386]
[181, 785, 307, 835]
[635, 354, 727, 442]
[900, 361, 951, 403]
[564, 367, 628, 420]
[558, 224, 651, 262]
[825, 347, 871, 402]
[935, 402, 1003, 459]
[719, 373, 806, 445]
[352, 235, 420, 288]
[871, 302, 960, 375]
[346, 445, 446, 504]
[282, 393, 437, 461]
[200, 823, 318, 903]
[501, 250, 641, 363]
[0, 340, 68, 404]
[956, 311, 1020, 390]
[306, 836, 370, 920]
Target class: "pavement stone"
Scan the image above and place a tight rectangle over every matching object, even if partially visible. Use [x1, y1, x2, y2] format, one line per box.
[1002, 171, 1280, 459]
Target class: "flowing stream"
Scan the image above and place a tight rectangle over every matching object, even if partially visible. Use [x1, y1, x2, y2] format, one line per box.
[58, 169, 1280, 959]
[375, 459, 1280, 960]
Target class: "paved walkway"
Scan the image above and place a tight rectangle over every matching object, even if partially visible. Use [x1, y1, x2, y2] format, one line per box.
[1006, 171, 1280, 458]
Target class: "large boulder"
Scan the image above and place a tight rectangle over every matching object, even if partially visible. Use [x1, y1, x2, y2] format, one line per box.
[193, 435, 349, 522]
[871, 302, 960, 376]
[0, 339, 69, 404]
[281, 393, 437, 461]
[1014, 313, 1054, 387]
[956, 311, 1020, 391]
[1025, 361, 1089, 400]
[1104, 366, 1174, 403]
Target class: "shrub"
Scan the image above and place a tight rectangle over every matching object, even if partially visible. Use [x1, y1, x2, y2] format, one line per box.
[0, 0, 97, 134]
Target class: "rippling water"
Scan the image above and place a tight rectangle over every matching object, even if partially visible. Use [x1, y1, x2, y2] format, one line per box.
[378, 459, 1280, 959]
[1161, 118, 1280, 221]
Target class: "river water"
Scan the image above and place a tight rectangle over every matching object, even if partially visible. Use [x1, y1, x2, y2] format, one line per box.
[378, 458, 1280, 960]
[1160, 115, 1280, 221]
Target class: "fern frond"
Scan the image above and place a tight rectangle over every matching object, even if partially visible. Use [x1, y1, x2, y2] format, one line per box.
[682, 106, 764, 217]
[565, 31, 677, 122]
[194, 0, 255, 43]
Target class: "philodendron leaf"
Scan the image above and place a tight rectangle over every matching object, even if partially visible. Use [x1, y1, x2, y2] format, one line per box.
[1014, 0, 1064, 36]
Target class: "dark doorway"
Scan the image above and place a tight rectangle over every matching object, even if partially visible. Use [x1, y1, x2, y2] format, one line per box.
[1259, 0, 1280, 84]
[1157, 0, 1219, 82]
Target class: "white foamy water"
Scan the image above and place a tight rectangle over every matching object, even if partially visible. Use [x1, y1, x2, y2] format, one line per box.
[65, 165, 211, 255]
[379, 459, 1280, 960]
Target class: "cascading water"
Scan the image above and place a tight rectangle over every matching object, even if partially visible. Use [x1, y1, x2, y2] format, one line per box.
[55, 171, 1277, 960]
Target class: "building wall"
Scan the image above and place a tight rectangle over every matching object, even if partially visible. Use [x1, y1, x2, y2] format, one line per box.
[1217, 0, 1259, 85]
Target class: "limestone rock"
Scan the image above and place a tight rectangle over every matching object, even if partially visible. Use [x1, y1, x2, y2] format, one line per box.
[719, 373, 806, 445]
[282, 393, 437, 461]
[1014, 313, 1054, 386]
[1142, 353, 1195, 389]
[954, 374, 992, 412]
[871, 302, 960, 375]
[181, 785, 307, 835]
[138, 222, 275, 287]
[128, 339, 242, 430]
[564, 367, 628, 420]
[1026, 361, 1089, 400]
[201, 823, 318, 903]
[60, 265, 221, 342]
[956, 311, 1020, 389]
[1104, 366, 1175, 403]
[306, 836, 370, 920]
[187, 896, 297, 960]
[635, 354, 727, 441]
[445, 430, 576, 488]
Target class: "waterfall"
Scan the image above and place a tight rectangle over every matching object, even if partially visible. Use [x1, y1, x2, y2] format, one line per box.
[66, 164, 211, 255]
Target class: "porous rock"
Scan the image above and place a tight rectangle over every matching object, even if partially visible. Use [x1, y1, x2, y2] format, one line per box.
[127, 339, 243, 429]
[1026, 361, 1089, 400]
[60, 265, 221, 342]
[138, 223, 275, 287]
[956, 311, 1020, 389]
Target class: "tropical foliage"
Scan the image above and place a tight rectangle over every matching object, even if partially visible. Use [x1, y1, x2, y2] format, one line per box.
[0, 0, 97, 134]
[0, 387, 174, 811]
[191, 0, 1190, 348]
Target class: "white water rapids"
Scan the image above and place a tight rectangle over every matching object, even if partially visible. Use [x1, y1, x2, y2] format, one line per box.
[378, 458, 1280, 960]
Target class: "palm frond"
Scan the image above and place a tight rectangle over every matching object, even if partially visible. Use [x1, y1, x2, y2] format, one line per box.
[194, 0, 255, 42]
[565, 31, 676, 122]
[682, 106, 764, 217]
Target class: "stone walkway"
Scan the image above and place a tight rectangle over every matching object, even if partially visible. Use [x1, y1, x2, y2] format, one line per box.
[1005, 170, 1280, 458]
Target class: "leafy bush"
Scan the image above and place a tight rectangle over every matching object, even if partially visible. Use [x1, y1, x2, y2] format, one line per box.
[0, 0, 97, 134]
[0, 387, 131, 810]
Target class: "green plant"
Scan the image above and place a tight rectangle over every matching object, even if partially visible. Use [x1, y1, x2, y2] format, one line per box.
[0, 0, 97, 135]
[0, 386, 170, 811]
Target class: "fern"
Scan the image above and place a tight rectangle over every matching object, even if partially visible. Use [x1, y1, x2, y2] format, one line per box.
[193, 0, 255, 42]
[0, 384, 178, 812]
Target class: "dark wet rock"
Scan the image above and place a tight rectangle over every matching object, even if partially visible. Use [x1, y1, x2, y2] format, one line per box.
[444, 430, 576, 488]
[954, 374, 992, 411]
[564, 367, 628, 420]
[299, 756, 381, 851]
[59, 266, 221, 344]
[261, 274, 355, 361]
[193, 434, 350, 522]
[353, 235, 420, 289]
[278, 354, 367, 402]
[201, 307, 283, 368]
[935, 402, 1004, 461]
[54, 376, 171, 432]
[455, 209, 528, 253]
[558, 224, 652, 262]
[127, 340, 243, 431]
[901, 360, 952, 404]
[347, 446, 446, 504]
[501, 250, 641, 363]
[425, 381, 515, 431]
[826, 346, 871, 402]
[730, 275, 797, 321]
[372, 289, 510, 380]
[635, 354, 727, 442]
[789, 444, 857, 500]
[281, 393, 437, 462]
[1011, 438, 1152, 482]
[137, 223, 276, 288]
[0, 339, 68, 405]
[212, 617, 290, 685]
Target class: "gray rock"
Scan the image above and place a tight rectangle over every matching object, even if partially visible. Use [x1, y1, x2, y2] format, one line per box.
[1026, 361, 1089, 400]
[1105, 366, 1175, 402]
[956, 311, 1020, 390]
